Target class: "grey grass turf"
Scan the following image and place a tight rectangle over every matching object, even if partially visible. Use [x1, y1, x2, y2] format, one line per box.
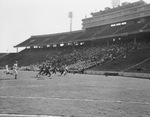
[0, 70, 150, 117]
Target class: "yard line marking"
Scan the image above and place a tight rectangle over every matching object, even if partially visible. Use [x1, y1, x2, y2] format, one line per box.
[0, 85, 45, 89]
[0, 96, 150, 105]
[0, 114, 62, 117]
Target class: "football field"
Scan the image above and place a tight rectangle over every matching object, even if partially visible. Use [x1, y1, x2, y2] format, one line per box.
[0, 70, 150, 117]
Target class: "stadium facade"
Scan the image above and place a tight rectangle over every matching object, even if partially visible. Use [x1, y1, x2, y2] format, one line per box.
[82, 0, 150, 30]
[15, 0, 150, 50]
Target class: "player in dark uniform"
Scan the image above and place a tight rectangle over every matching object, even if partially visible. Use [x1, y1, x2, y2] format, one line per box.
[44, 64, 51, 78]
[58, 65, 68, 76]
[59, 66, 65, 76]
[36, 63, 45, 77]
[51, 66, 57, 74]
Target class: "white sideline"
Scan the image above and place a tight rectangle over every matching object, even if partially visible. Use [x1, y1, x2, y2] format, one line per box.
[0, 96, 150, 105]
[0, 114, 62, 117]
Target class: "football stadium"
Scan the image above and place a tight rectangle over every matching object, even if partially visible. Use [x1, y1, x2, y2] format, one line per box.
[0, 0, 150, 117]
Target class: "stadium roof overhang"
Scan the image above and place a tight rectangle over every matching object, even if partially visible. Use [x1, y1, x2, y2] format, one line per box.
[14, 29, 150, 48]
[14, 23, 150, 48]
[14, 30, 84, 47]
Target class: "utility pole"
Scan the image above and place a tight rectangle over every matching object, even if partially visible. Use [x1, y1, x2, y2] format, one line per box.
[68, 12, 73, 32]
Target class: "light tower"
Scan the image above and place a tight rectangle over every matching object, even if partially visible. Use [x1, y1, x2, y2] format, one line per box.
[112, 0, 120, 8]
[68, 12, 73, 32]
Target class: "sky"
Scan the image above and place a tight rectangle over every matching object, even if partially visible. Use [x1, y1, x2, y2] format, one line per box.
[0, 0, 150, 53]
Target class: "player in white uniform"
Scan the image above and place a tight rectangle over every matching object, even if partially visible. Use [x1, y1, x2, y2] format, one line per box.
[63, 65, 68, 76]
[13, 61, 18, 79]
[4, 65, 11, 74]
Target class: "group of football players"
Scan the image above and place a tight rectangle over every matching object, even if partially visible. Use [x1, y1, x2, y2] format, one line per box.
[36, 62, 68, 78]
[4, 61, 69, 79]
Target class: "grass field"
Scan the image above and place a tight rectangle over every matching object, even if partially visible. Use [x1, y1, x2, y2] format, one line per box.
[0, 70, 150, 117]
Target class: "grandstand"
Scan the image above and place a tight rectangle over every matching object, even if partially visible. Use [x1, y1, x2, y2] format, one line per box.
[0, 0, 150, 75]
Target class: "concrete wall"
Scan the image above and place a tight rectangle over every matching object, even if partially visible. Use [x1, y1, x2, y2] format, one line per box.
[85, 70, 150, 79]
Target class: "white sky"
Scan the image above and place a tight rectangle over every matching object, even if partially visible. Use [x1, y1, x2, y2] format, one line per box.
[0, 0, 150, 53]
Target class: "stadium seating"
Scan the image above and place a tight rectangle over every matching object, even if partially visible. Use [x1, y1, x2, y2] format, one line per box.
[0, 53, 7, 58]
[1, 18, 150, 74]
[126, 57, 150, 73]
[0, 53, 18, 67]
[90, 42, 150, 72]
[1, 36, 150, 74]
[142, 23, 150, 31]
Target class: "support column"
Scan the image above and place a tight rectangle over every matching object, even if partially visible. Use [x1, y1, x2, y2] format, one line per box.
[16, 47, 18, 53]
